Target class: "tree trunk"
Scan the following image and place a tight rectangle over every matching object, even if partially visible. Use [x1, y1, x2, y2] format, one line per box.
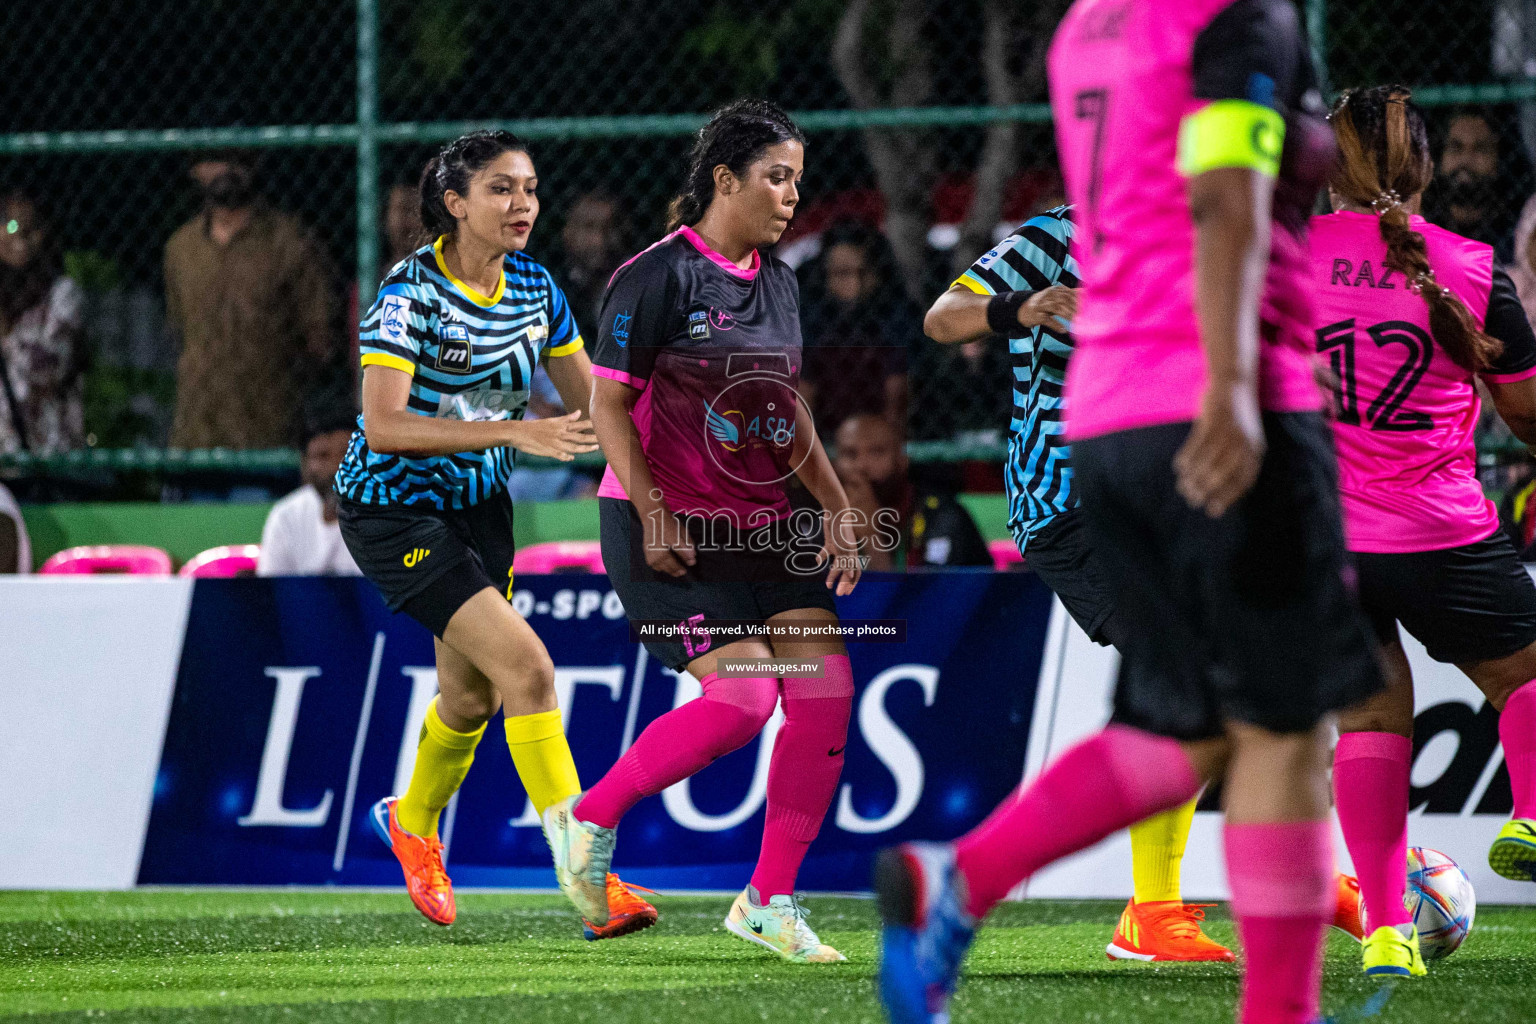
[952, 0, 1021, 275]
[831, 0, 937, 304]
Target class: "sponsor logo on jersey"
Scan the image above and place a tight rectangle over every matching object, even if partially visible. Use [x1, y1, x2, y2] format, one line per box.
[708, 307, 735, 331]
[612, 311, 632, 347]
[381, 296, 409, 342]
[526, 322, 549, 342]
[689, 310, 710, 340]
[435, 323, 471, 373]
[703, 400, 796, 454]
[403, 547, 430, 568]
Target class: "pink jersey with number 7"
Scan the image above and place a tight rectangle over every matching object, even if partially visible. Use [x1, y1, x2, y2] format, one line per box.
[1048, 0, 1325, 440]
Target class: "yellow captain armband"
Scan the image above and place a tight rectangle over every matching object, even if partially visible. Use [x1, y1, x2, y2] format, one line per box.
[1177, 99, 1285, 178]
[545, 334, 585, 358]
[360, 352, 416, 376]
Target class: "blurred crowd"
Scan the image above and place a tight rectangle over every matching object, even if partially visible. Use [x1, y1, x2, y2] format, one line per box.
[9, 105, 1536, 572]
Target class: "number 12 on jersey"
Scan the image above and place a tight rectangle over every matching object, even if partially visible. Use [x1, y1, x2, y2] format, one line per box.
[1316, 318, 1434, 431]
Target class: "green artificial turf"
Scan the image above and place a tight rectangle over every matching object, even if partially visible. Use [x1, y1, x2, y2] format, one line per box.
[2, 891, 1534, 1023]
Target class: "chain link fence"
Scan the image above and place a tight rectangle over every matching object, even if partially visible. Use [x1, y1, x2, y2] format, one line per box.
[1, 0, 1535, 503]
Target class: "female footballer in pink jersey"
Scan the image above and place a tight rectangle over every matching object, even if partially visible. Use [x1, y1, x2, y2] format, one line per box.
[541, 100, 865, 963]
[876, 3, 1381, 1024]
[1314, 86, 1536, 978]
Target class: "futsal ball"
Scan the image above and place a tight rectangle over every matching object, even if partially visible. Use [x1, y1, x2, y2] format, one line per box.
[1405, 847, 1475, 959]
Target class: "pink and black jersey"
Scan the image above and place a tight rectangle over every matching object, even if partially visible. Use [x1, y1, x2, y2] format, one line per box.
[590, 225, 804, 522]
[1048, 0, 1330, 439]
[1310, 211, 1536, 552]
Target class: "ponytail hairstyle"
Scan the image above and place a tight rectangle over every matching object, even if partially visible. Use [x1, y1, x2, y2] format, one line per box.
[1328, 86, 1501, 372]
[666, 99, 806, 231]
[419, 129, 529, 239]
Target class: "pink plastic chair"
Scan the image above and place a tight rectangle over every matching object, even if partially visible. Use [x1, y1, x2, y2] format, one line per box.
[40, 544, 174, 576]
[179, 544, 261, 578]
[513, 540, 606, 575]
[988, 538, 1025, 572]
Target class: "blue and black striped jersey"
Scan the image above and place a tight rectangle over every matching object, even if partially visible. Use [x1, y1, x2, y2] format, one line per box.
[953, 206, 1079, 546]
[335, 237, 583, 509]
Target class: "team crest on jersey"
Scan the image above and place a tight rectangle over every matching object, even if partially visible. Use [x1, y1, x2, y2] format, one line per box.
[380, 296, 409, 342]
[612, 311, 632, 347]
[435, 323, 472, 373]
[688, 310, 711, 340]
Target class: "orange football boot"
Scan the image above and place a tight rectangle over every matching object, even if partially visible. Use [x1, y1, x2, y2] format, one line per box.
[1333, 872, 1366, 941]
[370, 796, 455, 926]
[583, 874, 659, 940]
[1106, 899, 1236, 962]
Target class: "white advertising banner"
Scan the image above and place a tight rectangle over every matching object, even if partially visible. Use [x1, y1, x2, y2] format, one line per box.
[1024, 590, 1536, 905]
[0, 578, 192, 888]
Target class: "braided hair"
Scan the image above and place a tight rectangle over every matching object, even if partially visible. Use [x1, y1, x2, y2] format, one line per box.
[666, 99, 806, 231]
[1329, 86, 1501, 372]
[419, 130, 530, 239]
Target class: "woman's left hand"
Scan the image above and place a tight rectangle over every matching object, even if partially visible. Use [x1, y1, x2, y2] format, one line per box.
[820, 506, 864, 596]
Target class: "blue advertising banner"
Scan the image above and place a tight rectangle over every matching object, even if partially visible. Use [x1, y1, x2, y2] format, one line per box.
[138, 572, 1054, 891]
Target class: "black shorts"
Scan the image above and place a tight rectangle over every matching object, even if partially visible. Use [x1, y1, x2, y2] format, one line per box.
[338, 495, 516, 637]
[599, 497, 838, 672]
[1356, 532, 1536, 664]
[1020, 509, 1121, 647]
[1073, 412, 1382, 741]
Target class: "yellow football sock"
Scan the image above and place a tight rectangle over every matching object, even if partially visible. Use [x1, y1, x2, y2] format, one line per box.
[396, 697, 486, 838]
[1128, 796, 1198, 904]
[506, 708, 581, 816]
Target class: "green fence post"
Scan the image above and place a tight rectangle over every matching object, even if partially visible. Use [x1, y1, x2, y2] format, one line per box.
[356, 0, 380, 314]
[1307, 0, 1329, 94]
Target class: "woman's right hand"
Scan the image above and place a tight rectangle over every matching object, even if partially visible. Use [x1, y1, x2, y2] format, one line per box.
[641, 506, 697, 578]
[505, 411, 599, 461]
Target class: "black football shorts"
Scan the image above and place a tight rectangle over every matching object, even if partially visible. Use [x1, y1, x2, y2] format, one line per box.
[1072, 412, 1383, 741]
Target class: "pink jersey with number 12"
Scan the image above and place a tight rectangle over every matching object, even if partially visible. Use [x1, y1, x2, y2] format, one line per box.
[1310, 210, 1532, 553]
[1048, 0, 1322, 440]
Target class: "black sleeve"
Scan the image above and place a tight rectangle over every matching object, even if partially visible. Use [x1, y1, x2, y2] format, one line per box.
[1190, 0, 1309, 109]
[1483, 269, 1536, 379]
[591, 254, 678, 386]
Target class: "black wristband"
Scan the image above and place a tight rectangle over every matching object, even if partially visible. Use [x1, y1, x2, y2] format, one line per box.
[986, 290, 1033, 336]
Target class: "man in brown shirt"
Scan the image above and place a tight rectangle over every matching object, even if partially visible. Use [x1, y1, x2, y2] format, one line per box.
[164, 153, 340, 448]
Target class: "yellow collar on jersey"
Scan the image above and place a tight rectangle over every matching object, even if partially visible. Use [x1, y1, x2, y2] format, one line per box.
[433, 235, 506, 308]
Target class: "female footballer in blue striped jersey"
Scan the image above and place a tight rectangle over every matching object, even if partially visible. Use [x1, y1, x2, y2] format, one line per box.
[924, 208, 1231, 963]
[337, 130, 656, 939]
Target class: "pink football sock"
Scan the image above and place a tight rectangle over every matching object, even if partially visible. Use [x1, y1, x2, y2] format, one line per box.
[953, 725, 1202, 919]
[750, 655, 855, 899]
[1225, 820, 1334, 1024]
[1334, 731, 1412, 929]
[575, 674, 778, 828]
[1502, 680, 1536, 819]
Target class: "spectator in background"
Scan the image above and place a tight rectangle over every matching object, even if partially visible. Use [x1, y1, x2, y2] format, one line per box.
[558, 191, 629, 333]
[0, 479, 30, 573]
[256, 403, 360, 577]
[795, 220, 912, 437]
[906, 325, 1013, 442]
[165, 151, 341, 449]
[833, 413, 989, 570]
[1426, 109, 1529, 264]
[0, 192, 85, 454]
